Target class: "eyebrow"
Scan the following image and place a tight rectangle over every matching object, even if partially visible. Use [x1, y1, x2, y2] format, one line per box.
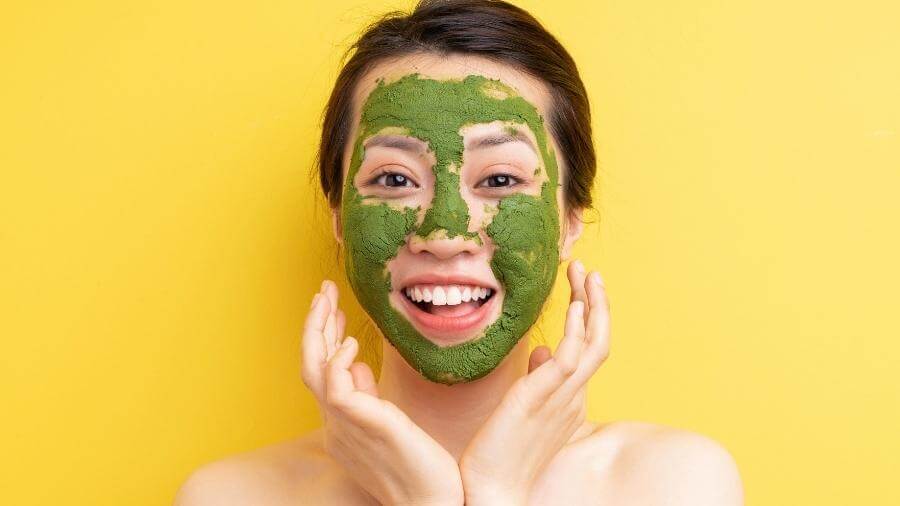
[466, 128, 537, 154]
[363, 135, 428, 153]
[363, 129, 538, 155]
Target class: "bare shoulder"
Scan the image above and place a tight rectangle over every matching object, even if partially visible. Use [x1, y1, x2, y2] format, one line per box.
[173, 429, 367, 506]
[582, 420, 744, 505]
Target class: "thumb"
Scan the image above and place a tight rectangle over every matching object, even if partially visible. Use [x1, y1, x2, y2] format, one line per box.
[528, 345, 552, 373]
[349, 361, 379, 397]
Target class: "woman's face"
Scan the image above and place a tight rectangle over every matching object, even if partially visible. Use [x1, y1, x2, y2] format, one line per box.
[337, 55, 580, 384]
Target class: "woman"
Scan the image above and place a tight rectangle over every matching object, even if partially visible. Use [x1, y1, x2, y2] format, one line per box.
[176, 1, 743, 504]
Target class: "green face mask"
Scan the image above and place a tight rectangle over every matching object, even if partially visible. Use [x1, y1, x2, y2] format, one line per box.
[341, 73, 561, 384]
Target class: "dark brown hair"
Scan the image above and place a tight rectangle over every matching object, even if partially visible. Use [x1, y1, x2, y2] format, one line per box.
[317, 0, 596, 211]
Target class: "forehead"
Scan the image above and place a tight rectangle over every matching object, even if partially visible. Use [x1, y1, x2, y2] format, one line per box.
[350, 53, 554, 132]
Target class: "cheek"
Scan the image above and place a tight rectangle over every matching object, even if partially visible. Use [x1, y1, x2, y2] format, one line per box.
[341, 200, 419, 296]
[485, 194, 560, 290]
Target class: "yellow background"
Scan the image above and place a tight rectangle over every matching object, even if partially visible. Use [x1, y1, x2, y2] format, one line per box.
[2, 1, 898, 504]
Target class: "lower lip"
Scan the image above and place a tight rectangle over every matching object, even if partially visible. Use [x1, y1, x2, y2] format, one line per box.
[397, 291, 498, 343]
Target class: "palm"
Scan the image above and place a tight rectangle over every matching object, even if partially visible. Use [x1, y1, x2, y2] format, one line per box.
[302, 280, 463, 506]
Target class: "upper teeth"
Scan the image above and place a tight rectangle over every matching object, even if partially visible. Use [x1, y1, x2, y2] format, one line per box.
[404, 285, 492, 306]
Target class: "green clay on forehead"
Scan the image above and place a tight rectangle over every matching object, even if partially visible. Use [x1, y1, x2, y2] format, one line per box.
[341, 73, 561, 384]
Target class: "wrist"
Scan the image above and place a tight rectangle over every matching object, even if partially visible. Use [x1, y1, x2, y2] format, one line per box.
[460, 466, 530, 506]
[389, 482, 464, 506]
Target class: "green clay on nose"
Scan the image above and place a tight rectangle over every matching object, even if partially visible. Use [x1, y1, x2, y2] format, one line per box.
[341, 74, 560, 384]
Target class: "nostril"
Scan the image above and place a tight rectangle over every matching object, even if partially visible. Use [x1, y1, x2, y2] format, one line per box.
[408, 231, 481, 259]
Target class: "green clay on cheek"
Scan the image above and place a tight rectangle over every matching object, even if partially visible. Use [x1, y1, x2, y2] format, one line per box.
[341, 74, 560, 384]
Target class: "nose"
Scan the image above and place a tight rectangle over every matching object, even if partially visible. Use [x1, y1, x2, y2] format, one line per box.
[410, 164, 481, 260]
[408, 233, 481, 260]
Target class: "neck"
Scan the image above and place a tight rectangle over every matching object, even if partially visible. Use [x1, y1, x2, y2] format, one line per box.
[377, 336, 531, 459]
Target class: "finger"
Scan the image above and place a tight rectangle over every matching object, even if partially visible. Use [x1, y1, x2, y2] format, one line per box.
[553, 300, 586, 373]
[562, 388, 588, 427]
[325, 337, 388, 426]
[322, 280, 340, 359]
[349, 361, 379, 397]
[528, 345, 551, 373]
[551, 368, 591, 412]
[336, 309, 346, 343]
[323, 279, 339, 318]
[584, 272, 610, 360]
[549, 384, 587, 419]
[301, 292, 330, 397]
[571, 271, 611, 385]
[324, 335, 360, 407]
[568, 260, 588, 305]
[324, 315, 337, 360]
[520, 301, 585, 400]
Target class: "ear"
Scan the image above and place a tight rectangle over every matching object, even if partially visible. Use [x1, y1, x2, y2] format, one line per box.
[331, 207, 343, 245]
[560, 207, 584, 261]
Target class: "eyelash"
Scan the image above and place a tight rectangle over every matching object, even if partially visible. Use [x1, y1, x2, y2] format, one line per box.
[367, 169, 418, 189]
[477, 173, 522, 189]
[365, 169, 524, 191]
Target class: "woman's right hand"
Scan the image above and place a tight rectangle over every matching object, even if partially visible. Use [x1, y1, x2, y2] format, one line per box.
[301, 280, 464, 506]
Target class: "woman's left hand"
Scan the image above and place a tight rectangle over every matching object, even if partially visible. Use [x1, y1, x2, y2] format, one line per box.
[458, 260, 611, 506]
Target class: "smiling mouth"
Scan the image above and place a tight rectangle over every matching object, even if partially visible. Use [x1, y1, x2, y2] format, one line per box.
[402, 284, 495, 318]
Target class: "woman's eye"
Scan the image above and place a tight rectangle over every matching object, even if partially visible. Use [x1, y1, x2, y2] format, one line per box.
[479, 174, 519, 188]
[373, 172, 416, 188]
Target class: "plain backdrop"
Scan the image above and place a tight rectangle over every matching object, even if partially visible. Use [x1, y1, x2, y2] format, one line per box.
[2, 1, 898, 504]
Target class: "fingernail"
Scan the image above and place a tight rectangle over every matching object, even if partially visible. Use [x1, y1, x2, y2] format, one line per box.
[320, 280, 329, 291]
[310, 293, 320, 308]
[341, 337, 354, 348]
[590, 272, 605, 287]
[574, 260, 585, 273]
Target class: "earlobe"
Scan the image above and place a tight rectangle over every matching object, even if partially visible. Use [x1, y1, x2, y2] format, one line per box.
[560, 207, 584, 261]
[332, 208, 343, 245]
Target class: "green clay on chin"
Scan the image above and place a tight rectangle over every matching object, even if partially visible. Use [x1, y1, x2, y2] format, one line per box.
[341, 74, 560, 384]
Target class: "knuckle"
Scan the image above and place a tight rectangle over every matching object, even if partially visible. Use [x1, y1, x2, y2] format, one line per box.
[302, 319, 323, 333]
[324, 355, 341, 375]
[588, 342, 610, 364]
[508, 385, 537, 413]
[325, 393, 348, 412]
[599, 345, 611, 362]
[567, 405, 586, 426]
[573, 408, 586, 426]
[571, 402, 585, 421]
[554, 357, 578, 377]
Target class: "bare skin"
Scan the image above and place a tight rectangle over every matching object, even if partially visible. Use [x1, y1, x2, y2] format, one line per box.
[173, 419, 742, 505]
[175, 54, 743, 505]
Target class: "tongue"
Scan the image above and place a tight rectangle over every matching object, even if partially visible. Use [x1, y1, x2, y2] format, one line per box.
[429, 300, 481, 317]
